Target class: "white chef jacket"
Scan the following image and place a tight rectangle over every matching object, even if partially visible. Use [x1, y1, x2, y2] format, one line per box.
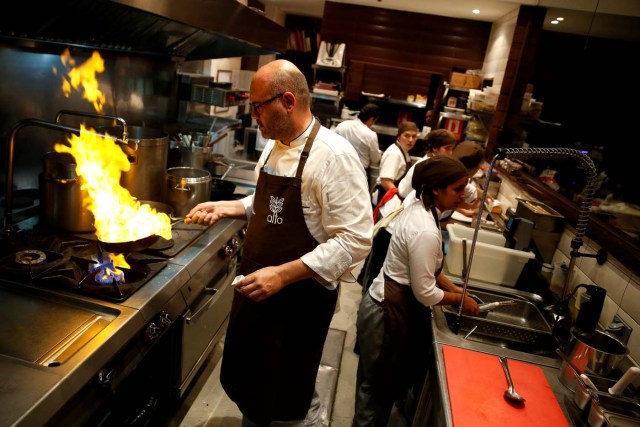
[334, 118, 381, 169]
[376, 143, 411, 184]
[392, 156, 477, 213]
[240, 118, 373, 288]
[368, 196, 445, 307]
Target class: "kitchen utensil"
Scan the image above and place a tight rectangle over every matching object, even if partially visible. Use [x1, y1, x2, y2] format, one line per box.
[220, 163, 235, 180]
[558, 329, 628, 392]
[210, 178, 237, 201]
[97, 234, 160, 253]
[608, 366, 640, 396]
[479, 300, 517, 312]
[164, 167, 212, 217]
[40, 151, 95, 232]
[463, 325, 478, 339]
[100, 125, 170, 202]
[556, 347, 585, 377]
[574, 373, 598, 411]
[499, 356, 525, 404]
[581, 373, 598, 391]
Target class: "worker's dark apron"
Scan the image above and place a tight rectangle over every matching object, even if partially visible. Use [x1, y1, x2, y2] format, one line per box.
[220, 120, 338, 426]
[373, 142, 412, 205]
[372, 203, 440, 403]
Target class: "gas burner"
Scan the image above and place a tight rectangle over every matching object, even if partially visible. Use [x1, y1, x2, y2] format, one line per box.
[15, 249, 47, 265]
[92, 264, 125, 285]
[0, 249, 68, 281]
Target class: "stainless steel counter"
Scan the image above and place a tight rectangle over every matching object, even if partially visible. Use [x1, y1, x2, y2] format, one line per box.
[0, 217, 246, 427]
[413, 282, 578, 426]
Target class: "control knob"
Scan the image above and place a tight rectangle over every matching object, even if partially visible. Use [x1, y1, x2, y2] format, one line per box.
[158, 310, 172, 328]
[145, 322, 161, 341]
[231, 238, 240, 250]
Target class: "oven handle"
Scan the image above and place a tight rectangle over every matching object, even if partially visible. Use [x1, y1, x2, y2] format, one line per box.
[185, 256, 238, 324]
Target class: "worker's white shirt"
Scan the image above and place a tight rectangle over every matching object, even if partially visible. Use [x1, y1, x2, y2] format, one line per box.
[377, 143, 410, 183]
[334, 118, 381, 168]
[240, 119, 373, 288]
[369, 196, 445, 307]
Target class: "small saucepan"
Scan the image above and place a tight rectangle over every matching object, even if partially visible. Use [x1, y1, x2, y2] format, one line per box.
[211, 178, 237, 201]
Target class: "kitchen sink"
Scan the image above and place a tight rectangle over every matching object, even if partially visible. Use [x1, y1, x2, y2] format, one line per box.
[437, 285, 558, 357]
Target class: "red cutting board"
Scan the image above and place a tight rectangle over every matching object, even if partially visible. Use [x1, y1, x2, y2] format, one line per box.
[442, 345, 569, 427]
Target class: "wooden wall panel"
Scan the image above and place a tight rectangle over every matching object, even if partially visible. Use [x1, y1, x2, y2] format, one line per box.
[321, 1, 491, 100]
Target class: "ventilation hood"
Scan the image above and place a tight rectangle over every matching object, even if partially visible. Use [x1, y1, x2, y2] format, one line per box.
[0, 0, 289, 60]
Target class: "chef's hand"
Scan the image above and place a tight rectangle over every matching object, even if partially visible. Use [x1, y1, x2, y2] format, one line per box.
[234, 266, 285, 302]
[185, 200, 245, 225]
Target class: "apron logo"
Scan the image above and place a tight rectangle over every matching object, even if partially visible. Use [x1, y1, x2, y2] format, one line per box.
[267, 195, 284, 224]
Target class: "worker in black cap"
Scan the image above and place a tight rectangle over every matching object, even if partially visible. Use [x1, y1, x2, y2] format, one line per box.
[353, 155, 481, 427]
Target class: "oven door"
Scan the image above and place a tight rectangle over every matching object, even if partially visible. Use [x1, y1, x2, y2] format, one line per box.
[174, 254, 238, 397]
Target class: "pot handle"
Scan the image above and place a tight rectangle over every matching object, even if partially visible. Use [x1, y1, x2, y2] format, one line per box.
[174, 177, 192, 192]
[45, 176, 79, 185]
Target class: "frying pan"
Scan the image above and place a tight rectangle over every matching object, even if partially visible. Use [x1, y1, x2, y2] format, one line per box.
[98, 234, 161, 253]
[211, 178, 237, 201]
[96, 200, 174, 253]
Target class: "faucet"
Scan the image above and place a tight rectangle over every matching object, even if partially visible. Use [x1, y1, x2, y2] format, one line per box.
[452, 147, 598, 334]
[3, 119, 82, 235]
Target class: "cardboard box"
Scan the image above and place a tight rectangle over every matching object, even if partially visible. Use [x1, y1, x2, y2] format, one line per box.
[450, 72, 467, 87]
[449, 72, 481, 89]
[465, 74, 481, 89]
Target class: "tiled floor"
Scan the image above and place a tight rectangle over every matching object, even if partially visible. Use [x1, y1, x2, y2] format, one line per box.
[164, 263, 366, 427]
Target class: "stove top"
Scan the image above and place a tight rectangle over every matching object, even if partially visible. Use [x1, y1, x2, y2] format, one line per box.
[0, 222, 210, 302]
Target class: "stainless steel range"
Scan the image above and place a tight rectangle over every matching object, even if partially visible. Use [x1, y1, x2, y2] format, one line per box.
[0, 216, 246, 426]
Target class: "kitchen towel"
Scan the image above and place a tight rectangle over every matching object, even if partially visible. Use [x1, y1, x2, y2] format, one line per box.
[442, 345, 569, 427]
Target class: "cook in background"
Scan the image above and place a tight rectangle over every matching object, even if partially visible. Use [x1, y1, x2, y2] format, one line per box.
[353, 157, 481, 427]
[360, 129, 458, 294]
[445, 140, 489, 219]
[396, 129, 457, 200]
[371, 121, 418, 209]
[334, 102, 381, 171]
[185, 59, 373, 427]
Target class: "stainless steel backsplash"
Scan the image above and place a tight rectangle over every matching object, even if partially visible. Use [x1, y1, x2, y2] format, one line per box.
[0, 48, 178, 193]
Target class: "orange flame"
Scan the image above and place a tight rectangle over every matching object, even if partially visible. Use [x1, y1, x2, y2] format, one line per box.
[58, 48, 107, 113]
[54, 50, 171, 255]
[55, 125, 171, 243]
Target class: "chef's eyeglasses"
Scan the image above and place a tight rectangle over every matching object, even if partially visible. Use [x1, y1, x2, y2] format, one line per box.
[250, 93, 284, 114]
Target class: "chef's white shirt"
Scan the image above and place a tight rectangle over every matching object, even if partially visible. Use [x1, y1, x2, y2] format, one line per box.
[240, 119, 373, 289]
[334, 118, 381, 169]
[368, 196, 445, 307]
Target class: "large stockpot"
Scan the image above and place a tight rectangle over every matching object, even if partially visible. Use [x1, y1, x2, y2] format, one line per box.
[165, 167, 212, 217]
[40, 151, 95, 232]
[100, 126, 169, 202]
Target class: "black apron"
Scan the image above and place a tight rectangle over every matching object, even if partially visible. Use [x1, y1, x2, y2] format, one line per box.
[373, 142, 413, 205]
[220, 120, 338, 426]
[372, 203, 441, 402]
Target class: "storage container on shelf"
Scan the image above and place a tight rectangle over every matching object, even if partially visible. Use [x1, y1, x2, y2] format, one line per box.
[445, 223, 535, 286]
